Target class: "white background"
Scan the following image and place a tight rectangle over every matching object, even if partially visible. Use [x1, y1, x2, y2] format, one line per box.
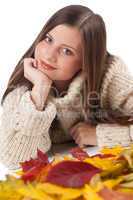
[0, 0, 133, 102]
[0, 0, 132, 176]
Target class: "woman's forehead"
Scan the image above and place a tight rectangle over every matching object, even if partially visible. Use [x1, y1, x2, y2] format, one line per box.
[48, 24, 83, 52]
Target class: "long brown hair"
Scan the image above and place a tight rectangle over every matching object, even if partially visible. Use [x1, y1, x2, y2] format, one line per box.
[1, 5, 133, 125]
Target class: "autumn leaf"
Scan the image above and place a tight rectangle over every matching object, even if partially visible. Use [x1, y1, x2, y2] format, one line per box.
[45, 160, 102, 188]
[69, 147, 89, 161]
[91, 154, 116, 159]
[101, 146, 124, 156]
[84, 157, 115, 170]
[69, 147, 115, 162]
[18, 183, 53, 200]
[20, 149, 49, 183]
[37, 182, 83, 200]
[0, 177, 24, 200]
[83, 184, 103, 200]
[20, 149, 49, 172]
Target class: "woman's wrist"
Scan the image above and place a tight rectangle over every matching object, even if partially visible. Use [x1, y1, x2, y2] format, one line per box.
[31, 81, 51, 111]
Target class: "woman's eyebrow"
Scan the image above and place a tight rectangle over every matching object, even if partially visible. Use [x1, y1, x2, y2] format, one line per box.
[47, 33, 79, 53]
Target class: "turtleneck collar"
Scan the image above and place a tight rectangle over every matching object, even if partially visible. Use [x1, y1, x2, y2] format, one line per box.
[48, 71, 84, 105]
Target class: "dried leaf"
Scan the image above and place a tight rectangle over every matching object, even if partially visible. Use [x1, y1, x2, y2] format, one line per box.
[69, 147, 89, 161]
[18, 183, 53, 200]
[83, 184, 103, 200]
[46, 160, 101, 188]
[101, 146, 124, 156]
[37, 183, 83, 200]
[20, 149, 49, 172]
[91, 154, 115, 159]
[21, 149, 49, 183]
[84, 157, 115, 170]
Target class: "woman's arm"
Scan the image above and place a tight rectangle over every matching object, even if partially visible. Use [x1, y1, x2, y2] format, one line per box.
[96, 56, 133, 147]
[70, 57, 133, 147]
[0, 86, 57, 170]
[23, 58, 53, 111]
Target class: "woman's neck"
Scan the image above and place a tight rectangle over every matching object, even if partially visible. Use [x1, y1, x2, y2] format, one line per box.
[53, 79, 72, 96]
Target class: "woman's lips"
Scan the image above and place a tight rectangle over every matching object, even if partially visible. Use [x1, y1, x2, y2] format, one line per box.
[39, 59, 57, 70]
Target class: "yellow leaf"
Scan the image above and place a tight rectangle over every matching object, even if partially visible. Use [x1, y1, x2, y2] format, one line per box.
[83, 184, 103, 200]
[101, 146, 124, 156]
[18, 183, 54, 200]
[84, 157, 114, 170]
[0, 178, 23, 200]
[103, 177, 123, 189]
[118, 188, 133, 194]
[37, 183, 83, 200]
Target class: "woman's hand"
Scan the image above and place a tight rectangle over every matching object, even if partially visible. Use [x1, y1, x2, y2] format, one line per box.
[23, 58, 52, 86]
[23, 58, 53, 110]
[69, 122, 97, 148]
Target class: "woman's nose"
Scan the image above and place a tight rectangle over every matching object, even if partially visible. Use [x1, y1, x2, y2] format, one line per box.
[44, 47, 57, 63]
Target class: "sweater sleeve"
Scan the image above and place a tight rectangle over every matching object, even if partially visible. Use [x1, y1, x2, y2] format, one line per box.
[96, 57, 133, 147]
[0, 86, 57, 169]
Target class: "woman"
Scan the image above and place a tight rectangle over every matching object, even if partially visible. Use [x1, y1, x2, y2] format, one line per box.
[0, 5, 133, 169]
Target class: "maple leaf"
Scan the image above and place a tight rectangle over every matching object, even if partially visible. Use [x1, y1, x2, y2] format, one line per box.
[45, 160, 102, 188]
[20, 149, 49, 183]
[20, 149, 49, 172]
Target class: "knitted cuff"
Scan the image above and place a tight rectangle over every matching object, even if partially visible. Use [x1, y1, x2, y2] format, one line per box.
[96, 123, 131, 147]
[0, 134, 51, 170]
[13, 91, 57, 136]
[129, 125, 133, 140]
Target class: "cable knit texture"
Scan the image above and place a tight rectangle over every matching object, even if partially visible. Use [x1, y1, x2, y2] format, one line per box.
[0, 55, 133, 169]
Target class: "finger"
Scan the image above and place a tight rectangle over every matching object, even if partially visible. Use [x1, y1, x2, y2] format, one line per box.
[75, 137, 85, 148]
[37, 60, 46, 72]
[70, 126, 77, 136]
[36, 59, 39, 68]
[79, 143, 86, 148]
[37, 59, 42, 68]
[72, 128, 83, 141]
[71, 130, 79, 141]
[70, 122, 83, 136]
[24, 58, 36, 70]
[33, 59, 37, 68]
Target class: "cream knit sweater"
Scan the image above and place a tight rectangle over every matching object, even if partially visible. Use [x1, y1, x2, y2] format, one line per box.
[0, 56, 133, 169]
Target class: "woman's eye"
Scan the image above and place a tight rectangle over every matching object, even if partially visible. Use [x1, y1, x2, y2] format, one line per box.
[44, 35, 52, 43]
[62, 48, 73, 56]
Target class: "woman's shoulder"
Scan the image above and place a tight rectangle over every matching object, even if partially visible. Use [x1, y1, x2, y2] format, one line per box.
[3, 85, 29, 107]
[6, 85, 28, 97]
[101, 55, 129, 87]
[106, 54, 129, 74]
[100, 55, 130, 103]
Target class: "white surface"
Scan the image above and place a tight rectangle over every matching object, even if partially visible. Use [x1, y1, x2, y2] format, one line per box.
[0, 163, 9, 181]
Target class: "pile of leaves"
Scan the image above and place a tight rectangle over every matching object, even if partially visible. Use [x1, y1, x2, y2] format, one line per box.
[1, 145, 133, 200]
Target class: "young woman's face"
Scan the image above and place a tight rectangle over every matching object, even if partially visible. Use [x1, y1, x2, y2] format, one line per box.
[34, 24, 83, 81]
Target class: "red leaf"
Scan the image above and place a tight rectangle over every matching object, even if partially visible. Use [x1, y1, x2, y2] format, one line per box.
[69, 147, 89, 160]
[37, 149, 49, 164]
[20, 149, 49, 183]
[69, 147, 115, 160]
[22, 164, 43, 183]
[45, 160, 101, 188]
[20, 149, 49, 172]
